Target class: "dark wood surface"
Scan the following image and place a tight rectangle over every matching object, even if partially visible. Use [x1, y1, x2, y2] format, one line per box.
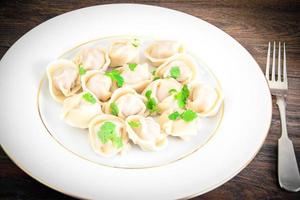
[1, 0, 300, 199]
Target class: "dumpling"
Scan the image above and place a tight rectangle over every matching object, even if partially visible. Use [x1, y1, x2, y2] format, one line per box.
[142, 78, 182, 113]
[159, 109, 198, 140]
[61, 92, 102, 129]
[155, 54, 198, 84]
[145, 40, 184, 66]
[125, 115, 167, 151]
[142, 78, 182, 103]
[109, 38, 140, 67]
[187, 82, 223, 117]
[81, 70, 113, 102]
[117, 63, 152, 93]
[89, 114, 129, 157]
[73, 47, 110, 71]
[104, 87, 147, 119]
[47, 59, 81, 103]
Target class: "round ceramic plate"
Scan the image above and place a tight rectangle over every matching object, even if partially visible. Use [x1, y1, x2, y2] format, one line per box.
[0, 4, 272, 199]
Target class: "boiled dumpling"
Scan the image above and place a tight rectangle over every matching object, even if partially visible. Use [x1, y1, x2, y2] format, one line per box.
[187, 82, 223, 117]
[117, 63, 152, 93]
[145, 40, 184, 66]
[73, 47, 110, 71]
[81, 70, 113, 102]
[104, 87, 147, 119]
[109, 38, 140, 67]
[159, 109, 198, 140]
[155, 53, 198, 84]
[89, 114, 129, 157]
[125, 115, 167, 151]
[142, 78, 182, 103]
[142, 78, 182, 113]
[47, 59, 81, 103]
[61, 92, 102, 129]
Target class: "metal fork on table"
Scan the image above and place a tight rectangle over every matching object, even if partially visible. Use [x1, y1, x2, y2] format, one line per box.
[265, 42, 300, 192]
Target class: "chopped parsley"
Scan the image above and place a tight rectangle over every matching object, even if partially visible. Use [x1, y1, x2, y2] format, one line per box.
[132, 38, 140, 47]
[153, 76, 160, 81]
[168, 111, 180, 120]
[128, 121, 141, 128]
[110, 102, 119, 116]
[97, 122, 123, 148]
[168, 88, 177, 95]
[79, 64, 86, 75]
[175, 85, 190, 108]
[170, 66, 180, 79]
[145, 90, 152, 99]
[105, 70, 124, 87]
[128, 63, 138, 71]
[145, 90, 159, 113]
[180, 109, 197, 122]
[82, 92, 96, 104]
[168, 109, 197, 122]
[152, 70, 156, 75]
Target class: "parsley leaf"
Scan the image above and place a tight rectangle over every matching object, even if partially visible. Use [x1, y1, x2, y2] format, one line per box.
[79, 64, 86, 75]
[152, 70, 157, 75]
[97, 122, 116, 144]
[175, 85, 190, 108]
[180, 109, 197, 122]
[105, 70, 124, 87]
[145, 90, 152, 99]
[145, 90, 159, 113]
[128, 63, 138, 71]
[168, 111, 180, 120]
[111, 135, 123, 148]
[168, 88, 177, 95]
[153, 76, 160, 81]
[132, 38, 140, 47]
[97, 122, 123, 148]
[110, 102, 119, 116]
[170, 66, 181, 79]
[82, 92, 96, 104]
[128, 121, 141, 128]
[168, 110, 197, 122]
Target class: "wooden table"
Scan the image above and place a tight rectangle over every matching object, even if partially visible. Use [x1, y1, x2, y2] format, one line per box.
[1, 1, 299, 199]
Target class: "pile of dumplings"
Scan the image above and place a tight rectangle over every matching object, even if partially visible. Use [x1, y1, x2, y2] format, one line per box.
[47, 38, 223, 157]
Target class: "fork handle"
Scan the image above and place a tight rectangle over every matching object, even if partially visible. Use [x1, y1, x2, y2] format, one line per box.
[276, 96, 288, 139]
[277, 96, 300, 192]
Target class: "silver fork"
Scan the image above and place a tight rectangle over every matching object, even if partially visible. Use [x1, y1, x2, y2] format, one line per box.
[265, 42, 300, 192]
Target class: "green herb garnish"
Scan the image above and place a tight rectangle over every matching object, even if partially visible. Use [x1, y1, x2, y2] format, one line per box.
[145, 90, 152, 99]
[168, 109, 197, 122]
[79, 64, 86, 75]
[110, 102, 119, 116]
[82, 92, 96, 104]
[168, 88, 177, 95]
[170, 66, 180, 79]
[152, 70, 157, 75]
[132, 38, 140, 47]
[97, 122, 123, 148]
[145, 90, 159, 113]
[105, 70, 124, 87]
[168, 111, 180, 120]
[153, 76, 160, 81]
[128, 121, 141, 128]
[180, 109, 197, 122]
[128, 63, 138, 71]
[175, 85, 190, 108]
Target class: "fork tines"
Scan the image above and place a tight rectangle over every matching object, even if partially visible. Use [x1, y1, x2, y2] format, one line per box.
[265, 42, 288, 92]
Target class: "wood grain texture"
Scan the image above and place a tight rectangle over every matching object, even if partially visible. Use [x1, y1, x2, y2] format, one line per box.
[0, 0, 299, 199]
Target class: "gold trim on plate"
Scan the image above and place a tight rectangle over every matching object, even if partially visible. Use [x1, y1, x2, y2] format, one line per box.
[36, 35, 225, 169]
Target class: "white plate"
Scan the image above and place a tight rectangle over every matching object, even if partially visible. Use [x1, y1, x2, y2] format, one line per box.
[0, 4, 272, 199]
